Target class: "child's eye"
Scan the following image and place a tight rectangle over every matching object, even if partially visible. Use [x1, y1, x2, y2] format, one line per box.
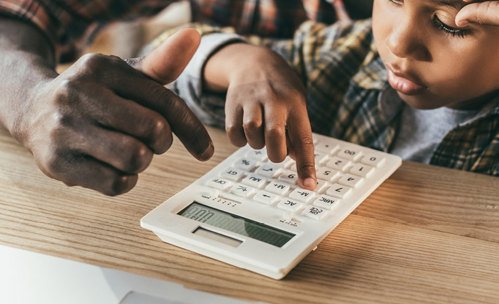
[387, 0, 403, 5]
[432, 14, 470, 38]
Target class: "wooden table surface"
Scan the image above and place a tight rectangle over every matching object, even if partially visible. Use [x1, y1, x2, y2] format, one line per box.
[0, 126, 498, 304]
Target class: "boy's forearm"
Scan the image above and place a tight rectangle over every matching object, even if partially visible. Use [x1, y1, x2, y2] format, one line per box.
[0, 18, 57, 137]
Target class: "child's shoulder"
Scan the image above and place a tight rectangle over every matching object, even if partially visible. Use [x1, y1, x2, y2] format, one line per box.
[295, 18, 373, 41]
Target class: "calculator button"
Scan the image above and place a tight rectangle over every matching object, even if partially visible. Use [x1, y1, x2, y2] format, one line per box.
[277, 171, 298, 184]
[221, 168, 245, 181]
[302, 206, 327, 220]
[198, 186, 220, 199]
[316, 168, 339, 182]
[314, 152, 329, 166]
[241, 174, 267, 189]
[326, 183, 352, 198]
[277, 198, 304, 212]
[313, 195, 339, 210]
[361, 155, 385, 167]
[255, 163, 281, 178]
[349, 163, 374, 177]
[230, 184, 256, 197]
[336, 147, 362, 161]
[315, 141, 339, 154]
[253, 191, 279, 205]
[281, 157, 295, 169]
[206, 177, 233, 190]
[315, 180, 331, 194]
[337, 174, 364, 188]
[234, 158, 257, 171]
[265, 182, 291, 195]
[289, 188, 315, 203]
[246, 149, 267, 161]
[326, 157, 351, 172]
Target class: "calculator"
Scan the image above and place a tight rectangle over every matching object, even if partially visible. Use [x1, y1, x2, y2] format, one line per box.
[141, 133, 402, 279]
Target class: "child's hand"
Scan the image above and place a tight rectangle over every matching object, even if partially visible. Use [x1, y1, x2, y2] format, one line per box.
[456, 0, 499, 27]
[204, 43, 317, 189]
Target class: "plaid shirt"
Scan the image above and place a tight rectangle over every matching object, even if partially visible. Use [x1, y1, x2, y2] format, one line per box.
[0, 0, 339, 62]
[151, 20, 498, 176]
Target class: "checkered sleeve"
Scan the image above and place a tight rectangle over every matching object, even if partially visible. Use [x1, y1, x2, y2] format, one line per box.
[0, 0, 175, 61]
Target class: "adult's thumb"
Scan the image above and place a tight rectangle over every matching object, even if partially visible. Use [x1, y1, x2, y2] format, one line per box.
[455, 2, 499, 27]
[129, 28, 201, 84]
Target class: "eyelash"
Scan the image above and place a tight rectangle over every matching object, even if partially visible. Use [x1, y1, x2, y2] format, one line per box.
[432, 15, 470, 38]
[386, 0, 470, 39]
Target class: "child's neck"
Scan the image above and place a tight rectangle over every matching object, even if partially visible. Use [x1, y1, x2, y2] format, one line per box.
[448, 90, 499, 111]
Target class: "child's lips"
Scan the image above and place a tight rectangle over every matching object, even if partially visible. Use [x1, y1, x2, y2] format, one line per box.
[388, 70, 427, 95]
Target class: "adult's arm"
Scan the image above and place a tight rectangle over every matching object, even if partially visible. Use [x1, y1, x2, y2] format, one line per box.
[0, 18, 213, 195]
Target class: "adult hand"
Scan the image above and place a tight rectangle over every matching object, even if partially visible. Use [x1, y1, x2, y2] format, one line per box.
[456, 0, 499, 27]
[204, 43, 317, 190]
[20, 28, 213, 195]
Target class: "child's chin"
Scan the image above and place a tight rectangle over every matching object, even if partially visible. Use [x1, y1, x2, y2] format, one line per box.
[396, 92, 445, 110]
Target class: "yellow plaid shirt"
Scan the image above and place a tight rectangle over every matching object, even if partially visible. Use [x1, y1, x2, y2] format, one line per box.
[148, 19, 499, 176]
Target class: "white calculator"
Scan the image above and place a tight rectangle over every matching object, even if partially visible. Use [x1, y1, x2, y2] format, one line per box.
[141, 133, 402, 279]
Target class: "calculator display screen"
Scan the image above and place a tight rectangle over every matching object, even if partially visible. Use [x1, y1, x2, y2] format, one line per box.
[179, 202, 294, 247]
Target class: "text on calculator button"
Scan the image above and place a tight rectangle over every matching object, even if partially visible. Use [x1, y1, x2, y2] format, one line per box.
[277, 199, 304, 212]
[326, 183, 352, 198]
[206, 178, 233, 190]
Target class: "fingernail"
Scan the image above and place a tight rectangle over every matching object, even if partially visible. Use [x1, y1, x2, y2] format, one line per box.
[455, 18, 468, 27]
[303, 177, 316, 188]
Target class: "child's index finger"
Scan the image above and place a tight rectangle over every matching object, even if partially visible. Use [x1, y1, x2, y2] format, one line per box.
[287, 114, 317, 190]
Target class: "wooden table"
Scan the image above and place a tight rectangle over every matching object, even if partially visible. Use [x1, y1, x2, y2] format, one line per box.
[0, 126, 498, 303]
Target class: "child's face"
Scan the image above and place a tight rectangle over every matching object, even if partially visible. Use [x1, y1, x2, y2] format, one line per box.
[372, 0, 499, 109]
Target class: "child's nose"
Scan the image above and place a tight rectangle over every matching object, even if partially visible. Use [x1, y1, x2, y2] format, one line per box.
[386, 17, 431, 61]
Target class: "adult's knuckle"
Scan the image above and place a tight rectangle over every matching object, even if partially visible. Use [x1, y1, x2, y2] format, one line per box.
[53, 79, 76, 103]
[42, 149, 61, 174]
[122, 141, 153, 173]
[77, 53, 124, 79]
[77, 53, 106, 71]
[49, 106, 76, 132]
[147, 117, 168, 140]
[107, 174, 136, 196]
[41, 146, 71, 176]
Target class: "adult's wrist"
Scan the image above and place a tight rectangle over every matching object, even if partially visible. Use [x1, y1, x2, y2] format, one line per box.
[0, 18, 56, 141]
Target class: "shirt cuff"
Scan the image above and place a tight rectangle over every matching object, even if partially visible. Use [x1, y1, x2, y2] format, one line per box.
[174, 33, 246, 127]
[180, 33, 246, 98]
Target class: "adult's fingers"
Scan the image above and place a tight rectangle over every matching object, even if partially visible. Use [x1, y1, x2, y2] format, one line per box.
[69, 124, 154, 174]
[456, 1, 499, 26]
[86, 85, 173, 154]
[78, 56, 213, 161]
[120, 28, 212, 160]
[58, 156, 138, 196]
[286, 112, 316, 190]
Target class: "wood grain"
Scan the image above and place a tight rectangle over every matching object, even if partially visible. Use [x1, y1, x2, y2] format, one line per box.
[0, 126, 498, 304]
